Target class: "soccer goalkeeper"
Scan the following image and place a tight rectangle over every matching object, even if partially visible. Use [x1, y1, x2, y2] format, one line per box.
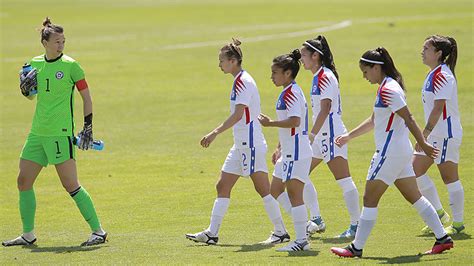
[2, 17, 107, 247]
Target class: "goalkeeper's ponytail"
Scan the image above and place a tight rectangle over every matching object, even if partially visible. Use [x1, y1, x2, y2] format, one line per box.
[40, 17, 63, 42]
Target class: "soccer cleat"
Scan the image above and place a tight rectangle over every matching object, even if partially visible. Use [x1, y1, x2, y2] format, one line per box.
[331, 243, 363, 258]
[276, 240, 310, 252]
[260, 232, 290, 245]
[2, 236, 36, 247]
[445, 224, 465, 236]
[421, 211, 450, 234]
[306, 216, 326, 235]
[424, 235, 454, 255]
[185, 230, 218, 245]
[336, 224, 357, 239]
[81, 232, 108, 246]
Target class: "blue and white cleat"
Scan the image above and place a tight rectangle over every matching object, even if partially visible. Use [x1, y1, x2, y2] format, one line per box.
[306, 216, 326, 235]
[336, 224, 357, 239]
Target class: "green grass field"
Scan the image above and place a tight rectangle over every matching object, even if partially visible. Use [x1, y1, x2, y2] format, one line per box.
[1, 0, 473, 264]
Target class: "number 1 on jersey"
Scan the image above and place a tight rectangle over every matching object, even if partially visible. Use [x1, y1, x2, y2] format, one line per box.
[46, 78, 50, 92]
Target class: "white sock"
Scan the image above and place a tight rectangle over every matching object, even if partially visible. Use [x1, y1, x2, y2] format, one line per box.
[291, 204, 308, 242]
[276, 192, 292, 215]
[416, 174, 443, 211]
[22, 230, 36, 242]
[353, 207, 378, 250]
[94, 228, 106, 235]
[337, 177, 360, 225]
[447, 180, 464, 223]
[303, 180, 321, 219]
[413, 196, 446, 239]
[207, 198, 230, 236]
[263, 195, 286, 234]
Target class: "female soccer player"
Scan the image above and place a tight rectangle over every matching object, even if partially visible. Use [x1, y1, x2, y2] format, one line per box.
[258, 49, 312, 252]
[185, 39, 289, 245]
[414, 35, 464, 235]
[330, 47, 453, 257]
[300, 35, 360, 238]
[2, 18, 107, 247]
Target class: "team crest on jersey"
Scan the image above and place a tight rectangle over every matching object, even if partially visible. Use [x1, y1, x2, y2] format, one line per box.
[55, 71, 64, 79]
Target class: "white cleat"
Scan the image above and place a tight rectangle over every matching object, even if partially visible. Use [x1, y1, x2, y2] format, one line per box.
[185, 230, 218, 245]
[2, 235, 36, 247]
[276, 240, 310, 252]
[81, 232, 107, 246]
[307, 216, 326, 236]
[260, 232, 290, 245]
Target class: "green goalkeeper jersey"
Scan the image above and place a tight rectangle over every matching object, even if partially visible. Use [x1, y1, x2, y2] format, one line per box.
[29, 54, 85, 136]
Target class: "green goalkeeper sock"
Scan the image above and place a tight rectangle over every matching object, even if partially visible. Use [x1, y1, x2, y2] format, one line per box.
[19, 189, 36, 233]
[70, 187, 101, 232]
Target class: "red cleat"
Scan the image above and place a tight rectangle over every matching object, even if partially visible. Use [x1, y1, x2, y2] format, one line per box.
[424, 235, 454, 255]
[331, 243, 362, 258]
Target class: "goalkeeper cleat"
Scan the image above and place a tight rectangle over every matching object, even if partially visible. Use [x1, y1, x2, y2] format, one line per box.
[336, 224, 358, 239]
[421, 211, 450, 234]
[424, 235, 453, 255]
[260, 232, 290, 245]
[306, 216, 326, 235]
[2, 235, 36, 247]
[445, 223, 465, 236]
[81, 232, 107, 246]
[276, 240, 310, 252]
[185, 230, 218, 245]
[331, 243, 363, 258]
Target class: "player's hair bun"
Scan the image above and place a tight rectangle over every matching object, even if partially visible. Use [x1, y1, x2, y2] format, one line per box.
[42, 17, 52, 27]
[289, 49, 301, 61]
[232, 38, 242, 47]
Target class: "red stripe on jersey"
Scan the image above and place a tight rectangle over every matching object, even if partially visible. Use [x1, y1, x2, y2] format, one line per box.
[75, 79, 89, 91]
[443, 103, 447, 120]
[244, 107, 250, 124]
[291, 127, 295, 136]
[386, 112, 395, 132]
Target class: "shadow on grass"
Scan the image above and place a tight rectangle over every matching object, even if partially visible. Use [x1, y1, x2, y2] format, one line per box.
[185, 243, 273, 252]
[416, 232, 471, 241]
[319, 237, 353, 244]
[22, 244, 103, 254]
[364, 253, 448, 264]
[269, 250, 320, 257]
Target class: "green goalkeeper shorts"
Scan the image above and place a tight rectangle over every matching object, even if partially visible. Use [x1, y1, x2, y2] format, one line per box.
[20, 133, 76, 166]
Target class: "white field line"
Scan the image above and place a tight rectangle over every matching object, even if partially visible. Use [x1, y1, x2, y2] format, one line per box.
[159, 20, 352, 50]
[2, 12, 472, 62]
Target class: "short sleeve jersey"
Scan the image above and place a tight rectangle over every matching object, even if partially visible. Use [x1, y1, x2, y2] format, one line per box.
[230, 70, 266, 149]
[373, 77, 412, 157]
[29, 54, 85, 136]
[276, 82, 312, 161]
[422, 64, 462, 139]
[310, 66, 347, 138]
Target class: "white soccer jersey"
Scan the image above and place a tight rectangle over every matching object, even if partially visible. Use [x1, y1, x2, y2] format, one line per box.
[373, 77, 412, 158]
[230, 70, 266, 149]
[421, 64, 462, 139]
[276, 81, 312, 161]
[310, 66, 346, 138]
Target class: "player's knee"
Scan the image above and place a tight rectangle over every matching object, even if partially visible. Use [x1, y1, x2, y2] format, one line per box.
[17, 175, 33, 191]
[363, 194, 378, 207]
[215, 180, 231, 196]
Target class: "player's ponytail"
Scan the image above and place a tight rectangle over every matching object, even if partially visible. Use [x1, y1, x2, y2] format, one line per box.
[302, 35, 339, 80]
[426, 35, 457, 76]
[221, 38, 243, 66]
[360, 47, 405, 90]
[40, 17, 63, 42]
[273, 49, 301, 79]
